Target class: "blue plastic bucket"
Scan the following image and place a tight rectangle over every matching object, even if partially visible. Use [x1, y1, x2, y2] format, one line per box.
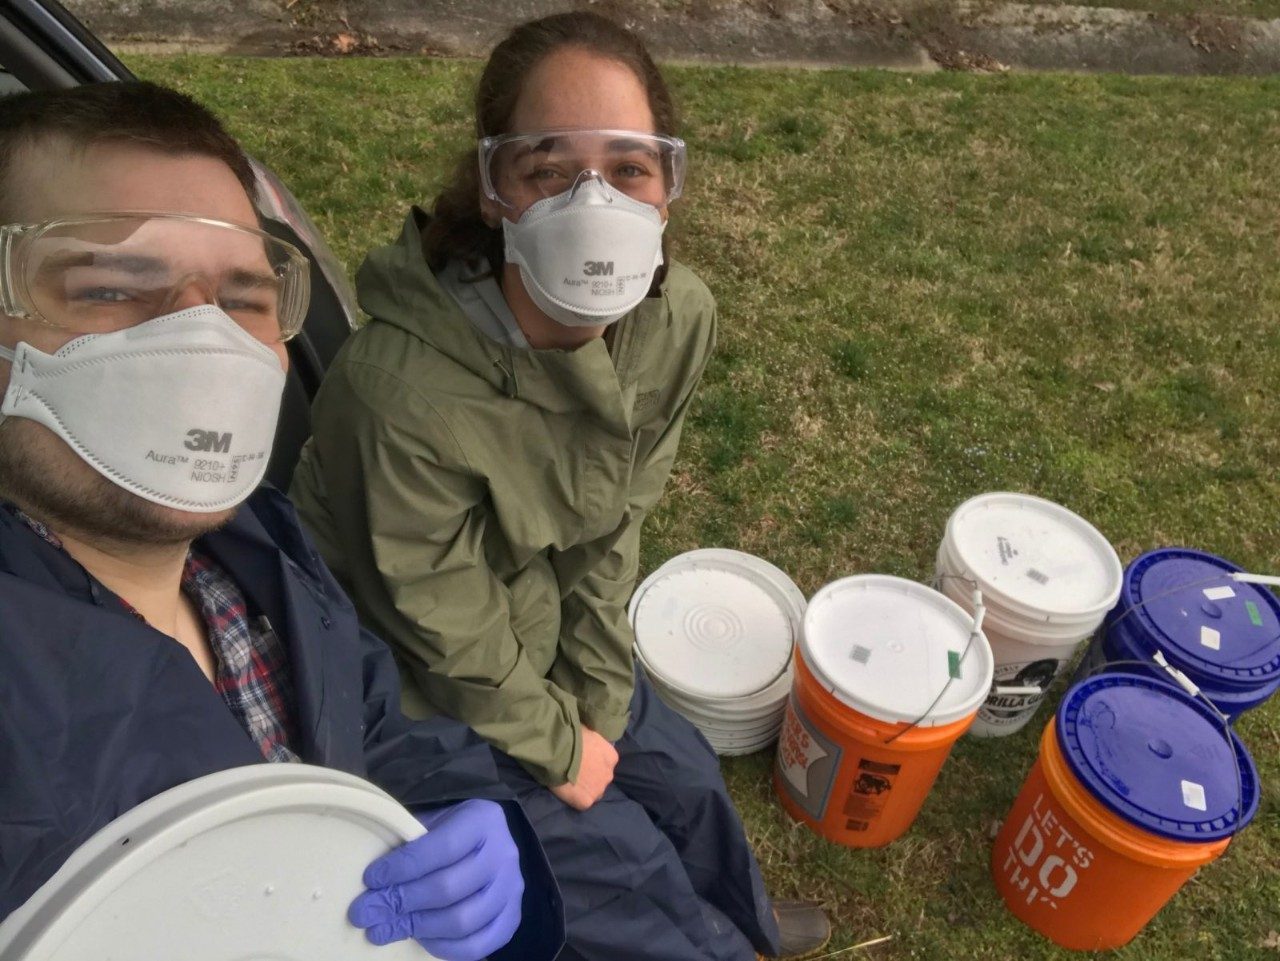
[1075, 548, 1280, 720]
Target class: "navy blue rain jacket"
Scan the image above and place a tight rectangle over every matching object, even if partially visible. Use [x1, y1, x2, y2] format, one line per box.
[0, 488, 563, 959]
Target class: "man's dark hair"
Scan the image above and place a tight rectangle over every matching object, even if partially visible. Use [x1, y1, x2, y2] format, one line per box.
[0, 80, 256, 221]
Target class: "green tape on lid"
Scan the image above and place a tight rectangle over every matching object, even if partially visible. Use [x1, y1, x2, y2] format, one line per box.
[1246, 601, 1263, 627]
[948, 650, 962, 679]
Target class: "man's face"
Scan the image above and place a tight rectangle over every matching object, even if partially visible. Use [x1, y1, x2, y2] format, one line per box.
[0, 139, 287, 545]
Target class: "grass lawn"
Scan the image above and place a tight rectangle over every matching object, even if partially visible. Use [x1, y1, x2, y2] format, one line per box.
[132, 56, 1280, 960]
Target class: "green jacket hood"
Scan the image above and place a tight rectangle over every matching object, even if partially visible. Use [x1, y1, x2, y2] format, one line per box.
[355, 208, 686, 418]
[356, 207, 512, 398]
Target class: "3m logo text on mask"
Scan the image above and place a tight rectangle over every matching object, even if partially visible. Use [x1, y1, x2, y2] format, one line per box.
[502, 181, 665, 327]
[185, 429, 233, 454]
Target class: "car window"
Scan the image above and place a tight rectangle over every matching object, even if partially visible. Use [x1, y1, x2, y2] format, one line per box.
[0, 67, 29, 95]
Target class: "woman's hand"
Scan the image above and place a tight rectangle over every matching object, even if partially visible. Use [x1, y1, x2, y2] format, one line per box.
[348, 799, 524, 960]
[549, 726, 618, 811]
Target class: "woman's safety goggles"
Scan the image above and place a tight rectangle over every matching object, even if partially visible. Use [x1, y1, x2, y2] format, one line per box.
[478, 128, 686, 210]
[0, 213, 311, 342]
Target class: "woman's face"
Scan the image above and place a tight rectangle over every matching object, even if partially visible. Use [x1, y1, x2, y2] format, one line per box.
[485, 48, 669, 222]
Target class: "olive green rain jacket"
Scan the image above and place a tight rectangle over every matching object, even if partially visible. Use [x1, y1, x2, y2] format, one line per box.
[289, 210, 715, 788]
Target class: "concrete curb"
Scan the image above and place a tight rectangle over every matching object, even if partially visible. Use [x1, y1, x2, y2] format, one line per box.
[68, 0, 1280, 74]
[956, 3, 1280, 74]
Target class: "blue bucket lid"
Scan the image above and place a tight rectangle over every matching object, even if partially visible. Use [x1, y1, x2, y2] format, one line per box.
[1056, 673, 1259, 843]
[1110, 548, 1280, 686]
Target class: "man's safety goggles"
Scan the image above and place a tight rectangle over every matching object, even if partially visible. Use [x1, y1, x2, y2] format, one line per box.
[478, 128, 686, 210]
[0, 213, 311, 342]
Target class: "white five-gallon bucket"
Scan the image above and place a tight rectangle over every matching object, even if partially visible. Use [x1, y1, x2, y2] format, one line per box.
[630, 548, 803, 755]
[936, 493, 1123, 737]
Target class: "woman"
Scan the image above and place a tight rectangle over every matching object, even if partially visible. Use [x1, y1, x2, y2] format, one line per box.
[291, 13, 827, 960]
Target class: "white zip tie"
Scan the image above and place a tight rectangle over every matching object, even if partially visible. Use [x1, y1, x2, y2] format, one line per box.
[994, 685, 1042, 696]
[1153, 650, 1202, 700]
[1232, 572, 1280, 587]
[970, 588, 986, 637]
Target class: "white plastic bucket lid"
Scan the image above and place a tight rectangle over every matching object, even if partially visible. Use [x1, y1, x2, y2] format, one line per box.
[655, 693, 785, 730]
[699, 722, 783, 745]
[802, 575, 994, 727]
[934, 561, 1100, 645]
[708, 739, 779, 757]
[0, 765, 435, 961]
[652, 664, 793, 717]
[937, 541, 1096, 641]
[942, 492, 1122, 624]
[630, 549, 803, 700]
[688, 719, 785, 742]
[706, 734, 781, 752]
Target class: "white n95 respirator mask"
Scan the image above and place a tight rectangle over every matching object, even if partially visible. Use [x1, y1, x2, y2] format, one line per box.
[503, 173, 666, 328]
[0, 305, 286, 513]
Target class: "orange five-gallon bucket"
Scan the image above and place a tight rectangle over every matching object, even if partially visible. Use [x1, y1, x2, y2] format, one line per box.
[992, 673, 1260, 951]
[774, 576, 994, 847]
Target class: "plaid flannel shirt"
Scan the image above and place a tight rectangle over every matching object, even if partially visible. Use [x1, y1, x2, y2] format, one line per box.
[7, 504, 300, 763]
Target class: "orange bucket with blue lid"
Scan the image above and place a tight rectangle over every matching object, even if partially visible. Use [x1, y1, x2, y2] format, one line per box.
[774, 575, 994, 848]
[992, 672, 1260, 951]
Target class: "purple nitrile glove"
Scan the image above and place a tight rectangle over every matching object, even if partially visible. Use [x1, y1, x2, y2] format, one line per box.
[349, 798, 524, 960]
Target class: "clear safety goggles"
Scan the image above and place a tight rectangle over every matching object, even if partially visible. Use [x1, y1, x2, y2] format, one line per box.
[478, 128, 686, 210]
[0, 213, 311, 342]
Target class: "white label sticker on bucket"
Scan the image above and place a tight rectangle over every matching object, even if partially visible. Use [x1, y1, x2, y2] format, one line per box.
[775, 697, 841, 822]
[1203, 586, 1236, 602]
[1199, 626, 1222, 651]
[1181, 779, 1208, 812]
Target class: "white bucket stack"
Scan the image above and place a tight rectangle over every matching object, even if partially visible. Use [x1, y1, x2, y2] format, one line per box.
[934, 492, 1123, 737]
[629, 549, 804, 755]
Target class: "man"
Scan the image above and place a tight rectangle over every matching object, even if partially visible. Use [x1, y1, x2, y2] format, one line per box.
[0, 80, 561, 961]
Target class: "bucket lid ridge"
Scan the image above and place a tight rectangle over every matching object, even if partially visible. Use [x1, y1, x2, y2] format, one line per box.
[943, 492, 1122, 622]
[1109, 548, 1280, 684]
[1055, 673, 1260, 843]
[801, 575, 994, 727]
[630, 549, 802, 700]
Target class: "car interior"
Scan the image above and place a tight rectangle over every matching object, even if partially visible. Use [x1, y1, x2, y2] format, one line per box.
[0, 0, 357, 490]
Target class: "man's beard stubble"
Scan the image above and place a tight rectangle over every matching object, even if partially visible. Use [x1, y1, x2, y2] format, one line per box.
[0, 417, 236, 546]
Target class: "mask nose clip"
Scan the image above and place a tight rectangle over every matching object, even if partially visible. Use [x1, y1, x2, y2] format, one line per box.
[568, 169, 614, 202]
